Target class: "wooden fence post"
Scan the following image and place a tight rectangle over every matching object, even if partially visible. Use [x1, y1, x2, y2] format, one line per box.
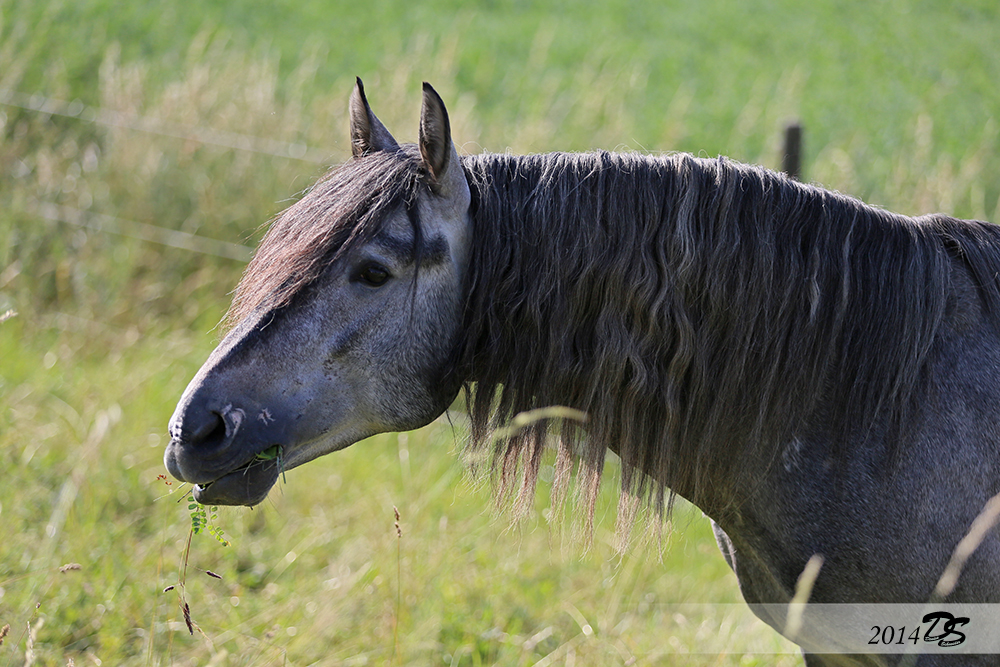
[783, 122, 803, 181]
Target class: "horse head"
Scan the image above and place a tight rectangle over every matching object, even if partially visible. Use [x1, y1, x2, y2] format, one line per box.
[164, 81, 471, 506]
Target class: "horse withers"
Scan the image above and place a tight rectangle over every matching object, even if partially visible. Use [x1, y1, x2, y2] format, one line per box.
[166, 80, 1000, 665]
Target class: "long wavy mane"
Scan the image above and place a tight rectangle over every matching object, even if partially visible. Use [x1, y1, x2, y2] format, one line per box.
[458, 151, 1000, 521]
[227, 144, 1000, 526]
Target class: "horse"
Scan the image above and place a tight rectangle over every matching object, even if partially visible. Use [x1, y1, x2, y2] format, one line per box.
[165, 80, 1000, 665]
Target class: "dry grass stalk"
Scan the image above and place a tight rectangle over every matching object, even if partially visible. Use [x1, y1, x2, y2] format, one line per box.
[784, 554, 824, 640]
[932, 490, 1000, 601]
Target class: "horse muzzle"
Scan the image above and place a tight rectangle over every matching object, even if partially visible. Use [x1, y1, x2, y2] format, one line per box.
[165, 395, 285, 506]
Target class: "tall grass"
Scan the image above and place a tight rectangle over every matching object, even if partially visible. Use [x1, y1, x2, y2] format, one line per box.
[3, 1, 999, 322]
[0, 311, 800, 665]
[2, 1, 999, 664]
[3, 30, 997, 329]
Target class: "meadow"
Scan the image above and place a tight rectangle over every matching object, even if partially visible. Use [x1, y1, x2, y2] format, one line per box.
[1, 0, 999, 664]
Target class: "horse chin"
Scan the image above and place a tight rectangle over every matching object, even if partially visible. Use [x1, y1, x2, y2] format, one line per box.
[191, 458, 281, 507]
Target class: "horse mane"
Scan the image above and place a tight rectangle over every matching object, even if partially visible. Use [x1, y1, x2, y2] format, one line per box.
[226, 146, 426, 328]
[458, 150, 1000, 521]
[227, 142, 1000, 526]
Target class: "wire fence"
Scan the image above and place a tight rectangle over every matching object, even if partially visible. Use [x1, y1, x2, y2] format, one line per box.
[2, 87, 338, 261]
[0, 87, 332, 163]
[3, 87, 810, 261]
[30, 201, 253, 262]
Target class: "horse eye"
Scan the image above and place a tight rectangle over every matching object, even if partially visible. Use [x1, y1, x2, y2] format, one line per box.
[356, 263, 391, 287]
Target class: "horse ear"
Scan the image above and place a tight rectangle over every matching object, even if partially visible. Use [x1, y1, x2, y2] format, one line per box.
[419, 82, 463, 194]
[349, 77, 398, 157]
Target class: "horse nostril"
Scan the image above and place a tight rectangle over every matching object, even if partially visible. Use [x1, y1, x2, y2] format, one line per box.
[190, 410, 228, 450]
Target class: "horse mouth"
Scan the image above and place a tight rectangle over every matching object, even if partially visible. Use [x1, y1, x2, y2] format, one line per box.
[191, 455, 281, 507]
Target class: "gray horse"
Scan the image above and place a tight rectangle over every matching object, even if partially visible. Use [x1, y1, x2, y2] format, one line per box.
[166, 80, 1000, 665]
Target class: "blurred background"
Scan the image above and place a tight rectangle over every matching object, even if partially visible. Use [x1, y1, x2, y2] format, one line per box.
[1, 0, 997, 664]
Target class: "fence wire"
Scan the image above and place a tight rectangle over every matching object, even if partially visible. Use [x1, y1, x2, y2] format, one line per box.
[1, 87, 331, 260]
[30, 201, 253, 262]
[0, 87, 334, 163]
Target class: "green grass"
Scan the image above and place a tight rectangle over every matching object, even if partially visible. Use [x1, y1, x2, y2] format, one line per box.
[4, 0, 1000, 193]
[0, 315, 800, 665]
[2, 0, 999, 664]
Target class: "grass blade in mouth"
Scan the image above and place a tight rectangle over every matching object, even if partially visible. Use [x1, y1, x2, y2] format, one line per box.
[255, 445, 281, 460]
[256, 445, 285, 483]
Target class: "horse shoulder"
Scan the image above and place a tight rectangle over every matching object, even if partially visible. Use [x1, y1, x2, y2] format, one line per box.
[715, 257, 1000, 608]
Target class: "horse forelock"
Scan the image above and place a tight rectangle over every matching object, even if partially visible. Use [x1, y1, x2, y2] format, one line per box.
[458, 150, 983, 522]
[225, 146, 427, 329]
